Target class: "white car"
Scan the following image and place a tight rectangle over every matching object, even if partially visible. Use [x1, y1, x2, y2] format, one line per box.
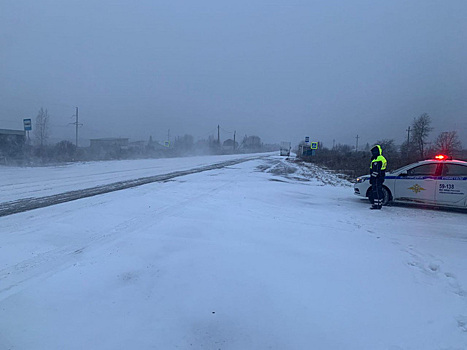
[354, 155, 467, 209]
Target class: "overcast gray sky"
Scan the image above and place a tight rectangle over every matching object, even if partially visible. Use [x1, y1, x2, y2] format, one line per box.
[1, 0, 466, 148]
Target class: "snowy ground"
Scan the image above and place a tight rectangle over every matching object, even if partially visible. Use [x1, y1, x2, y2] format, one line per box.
[1, 155, 466, 349]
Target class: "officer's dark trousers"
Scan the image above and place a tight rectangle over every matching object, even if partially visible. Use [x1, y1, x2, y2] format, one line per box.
[371, 179, 384, 208]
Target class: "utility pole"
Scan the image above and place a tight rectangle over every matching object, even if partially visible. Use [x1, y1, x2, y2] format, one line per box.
[332, 139, 335, 150]
[75, 107, 79, 147]
[233, 130, 236, 151]
[406, 126, 411, 159]
[167, 129, 170, 147]
[355, 134, 359, 152]
[217, 125, 220, 145]
[71, 107, 82, 148]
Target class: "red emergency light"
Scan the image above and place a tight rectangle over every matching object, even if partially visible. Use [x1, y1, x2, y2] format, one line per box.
[434, 154, 448, 160]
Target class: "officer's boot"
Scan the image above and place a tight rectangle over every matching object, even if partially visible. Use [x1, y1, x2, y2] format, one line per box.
[377, 199, 383, 209]
[370, 199, 382, 210]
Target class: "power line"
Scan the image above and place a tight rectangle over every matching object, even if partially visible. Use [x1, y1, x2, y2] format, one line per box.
[220, 126, 234, 134]
[200, 127, 218, 139]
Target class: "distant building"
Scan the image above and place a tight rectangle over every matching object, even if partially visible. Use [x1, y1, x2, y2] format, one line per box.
[89, 138, 130, 159]
[0, 129, 26, 156]
[128, 140, 146, 153]
[90, 138, 129, 151]
[147, 136, 168, 151]
[0, 128, 26, 142]
[223, 138, 238, 149]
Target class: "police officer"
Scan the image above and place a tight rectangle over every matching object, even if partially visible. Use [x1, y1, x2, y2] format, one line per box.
[370, 144, 387, 210]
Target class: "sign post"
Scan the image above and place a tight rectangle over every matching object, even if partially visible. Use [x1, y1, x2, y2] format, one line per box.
[23, 118, 32, 144]
[310, 141, 318, 156]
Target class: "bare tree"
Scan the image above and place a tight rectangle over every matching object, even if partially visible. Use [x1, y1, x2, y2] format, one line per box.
[174, 134, 194, 151]
[34, 107, 50, 147]
[54, 140, 77, 161]
[242, 135, 262, 150]
[434, 131, 462, 155]
[334, 143, 353, 153]
[399, 139, 418, 163]
[411, 113, 433, 159]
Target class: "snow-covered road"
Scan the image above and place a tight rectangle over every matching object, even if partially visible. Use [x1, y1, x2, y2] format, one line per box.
[0, 155, 264, 217]
[0, 153, 266, 204]
[1, 155, 466, 349]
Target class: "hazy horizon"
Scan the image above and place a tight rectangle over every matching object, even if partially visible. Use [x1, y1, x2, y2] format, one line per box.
[1, 0, 466, 149]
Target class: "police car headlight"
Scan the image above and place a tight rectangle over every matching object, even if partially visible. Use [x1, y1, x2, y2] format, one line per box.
[356, 177, 365, 183]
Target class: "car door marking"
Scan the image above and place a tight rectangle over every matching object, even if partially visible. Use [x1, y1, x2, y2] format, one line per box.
[408, 184, 426, 193]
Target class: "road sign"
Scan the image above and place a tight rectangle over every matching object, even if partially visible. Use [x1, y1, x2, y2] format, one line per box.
[305, 136, 309, 143]
[310, 142, 318, 150]
[23, 118, 32, 131]
[164, 141, 170, 147]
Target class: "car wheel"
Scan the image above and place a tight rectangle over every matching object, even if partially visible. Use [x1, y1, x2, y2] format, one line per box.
[368, 187, 391, 206]
[381, 187, 391, 206]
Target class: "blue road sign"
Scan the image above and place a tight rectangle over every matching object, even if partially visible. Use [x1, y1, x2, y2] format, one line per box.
[310, 142, 318, 150]
[23, 119, 32, 131]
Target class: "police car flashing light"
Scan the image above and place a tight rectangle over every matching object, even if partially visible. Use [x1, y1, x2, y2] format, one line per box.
[434, 154, 452, 160]
[353, 157, 467, 209]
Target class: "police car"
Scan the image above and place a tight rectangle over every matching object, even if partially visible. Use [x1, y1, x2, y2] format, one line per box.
[354, 155, 467, 209]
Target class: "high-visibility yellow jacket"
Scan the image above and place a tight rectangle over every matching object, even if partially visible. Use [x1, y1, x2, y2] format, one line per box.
[370, 145, 387, 183]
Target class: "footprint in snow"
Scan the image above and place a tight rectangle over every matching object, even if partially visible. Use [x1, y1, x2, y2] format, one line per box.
[406, 253, 467, 298]
[457, 316, 467, 332]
